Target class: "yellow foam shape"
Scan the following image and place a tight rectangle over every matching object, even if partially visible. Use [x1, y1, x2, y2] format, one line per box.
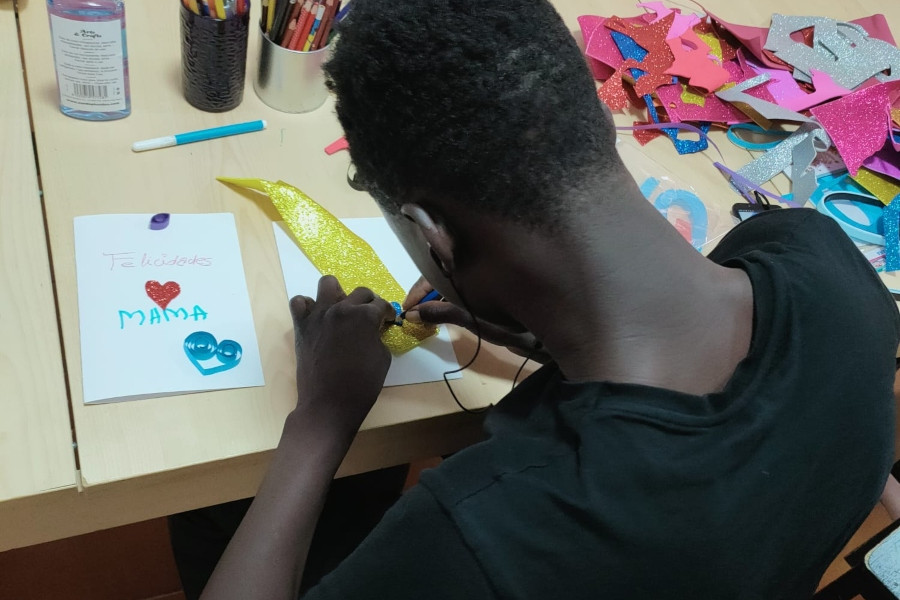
[696, 30, 724, 61]
[680, 82, 706, 107]
[851, 168, 900, 206]
[219, 177, 436, 354]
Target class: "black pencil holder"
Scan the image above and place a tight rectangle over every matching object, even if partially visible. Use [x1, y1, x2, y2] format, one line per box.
[180, 4, 250, 112]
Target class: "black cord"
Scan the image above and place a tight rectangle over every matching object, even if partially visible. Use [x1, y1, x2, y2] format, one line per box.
[512, 354, 531, 389]
[439, 278, 491, 414]
[511, 338, 546, 389]
[441, 332, 490, 414]
[438, 289, 541, 410]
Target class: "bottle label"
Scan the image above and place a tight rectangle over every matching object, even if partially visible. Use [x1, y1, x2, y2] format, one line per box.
[50, 15, 126, 112]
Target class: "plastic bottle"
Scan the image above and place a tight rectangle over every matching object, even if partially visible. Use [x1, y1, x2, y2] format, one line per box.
[46, 0, 131, 120]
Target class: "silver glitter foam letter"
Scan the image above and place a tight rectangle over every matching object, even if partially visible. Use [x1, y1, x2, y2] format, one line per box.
[764, 15, 900, 90]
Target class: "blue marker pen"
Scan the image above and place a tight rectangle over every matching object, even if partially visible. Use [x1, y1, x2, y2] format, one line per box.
[398, 289, 442, 321]
[131, 119, 267, 152]
[419, 289, 442, 304]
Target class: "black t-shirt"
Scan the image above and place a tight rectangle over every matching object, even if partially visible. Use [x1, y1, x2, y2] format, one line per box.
[304, 208, 900, 599]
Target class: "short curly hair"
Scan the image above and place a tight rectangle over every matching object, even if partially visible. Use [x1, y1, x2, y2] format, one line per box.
[324, 0, 615, 227]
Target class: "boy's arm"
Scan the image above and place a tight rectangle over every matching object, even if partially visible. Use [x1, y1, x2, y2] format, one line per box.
[201, 276, 395, 600]
[199, 408, 350, 600]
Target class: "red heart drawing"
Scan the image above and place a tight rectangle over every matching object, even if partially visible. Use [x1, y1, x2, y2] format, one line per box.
[145, 280, 181, 310]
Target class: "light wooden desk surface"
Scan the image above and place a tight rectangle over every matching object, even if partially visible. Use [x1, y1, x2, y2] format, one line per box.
[0, 0, 75, 505]
[4, 0, 899, 551]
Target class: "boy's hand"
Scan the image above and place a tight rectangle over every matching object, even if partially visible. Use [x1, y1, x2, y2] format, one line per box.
[402, 276, 550, 363]
[290, 276, 396, 436]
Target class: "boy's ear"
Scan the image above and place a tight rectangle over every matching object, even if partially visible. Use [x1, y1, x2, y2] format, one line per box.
[400, 203, 455, 276]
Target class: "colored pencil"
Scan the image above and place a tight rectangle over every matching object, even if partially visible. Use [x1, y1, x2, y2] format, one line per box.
[287, 22, 305, 49]
[261, 0, 269, 29]
[266, 0, 276, 32]
[292, 0, 318, 49]
[280, 0, 303, 44]
[288, 0, 304, 27]
[302, 3, 325, 51]
[270, 0, 295, 42]
[214, 0, 226, 18]
[311, 0, 335, 50]
[270, 0, 286, 37]
[314, 16, 334, 49]
[335, 0, 351, 22]
[288, 0, 313, 49]
[280, 19, 296, 46]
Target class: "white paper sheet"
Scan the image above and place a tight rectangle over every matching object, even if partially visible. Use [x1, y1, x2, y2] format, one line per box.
[272, 219, 461, 387]
[74, 213, 264, 403]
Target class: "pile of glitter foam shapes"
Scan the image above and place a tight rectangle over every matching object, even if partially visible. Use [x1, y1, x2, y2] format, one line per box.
[580, 2, 900, 270]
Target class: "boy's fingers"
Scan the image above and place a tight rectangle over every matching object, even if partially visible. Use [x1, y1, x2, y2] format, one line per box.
[373, 298, 398, 324]
[402, 276, 434, 311]
[414, 301, 474, 328]
[411, 302, 542, 357]
[346, 286, 377, 305]
[317, 275, 346, 306]
[289, 295, 314, 325]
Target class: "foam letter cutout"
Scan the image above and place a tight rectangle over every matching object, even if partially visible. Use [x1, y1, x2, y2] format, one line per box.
[664, 28, 730, 92]
[764, 15, 900, 89]
[734, 122, 830, 206]
[716, 74, 813, 130]
[636, 2, 699, 40]
[605, 14, 677, 97]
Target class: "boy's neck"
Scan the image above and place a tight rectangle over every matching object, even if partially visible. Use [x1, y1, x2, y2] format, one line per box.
[498, 182, 754, 395]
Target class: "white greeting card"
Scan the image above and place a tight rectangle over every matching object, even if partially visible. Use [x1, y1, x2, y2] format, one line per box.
[272, 219, 461, 387]
[74, 213, 264, 403]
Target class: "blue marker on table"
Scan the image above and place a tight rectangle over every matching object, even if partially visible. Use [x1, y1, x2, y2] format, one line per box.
[131, 119, 267, 152]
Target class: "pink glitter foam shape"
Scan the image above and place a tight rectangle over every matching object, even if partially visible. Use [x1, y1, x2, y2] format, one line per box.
[664, 28, 731, 92]
[578, 15, 617, 80]
[810, 81, 900, 176]
[780, 70, 852, 112]
[636, 2, 700, 40]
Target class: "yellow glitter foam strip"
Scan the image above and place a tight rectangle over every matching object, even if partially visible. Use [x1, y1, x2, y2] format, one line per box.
[218, 177, 435, 354]
[695, 30, 724, 62]
[851, 168, 900, 206]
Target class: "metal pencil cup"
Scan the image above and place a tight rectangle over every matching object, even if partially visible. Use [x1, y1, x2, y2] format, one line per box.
[254, 28, 331, 113]
[180, 5, 250, 112]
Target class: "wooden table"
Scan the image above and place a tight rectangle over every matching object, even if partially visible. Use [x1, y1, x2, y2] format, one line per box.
[3, 0, 899, 551]
[0, 0, 76, 533]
